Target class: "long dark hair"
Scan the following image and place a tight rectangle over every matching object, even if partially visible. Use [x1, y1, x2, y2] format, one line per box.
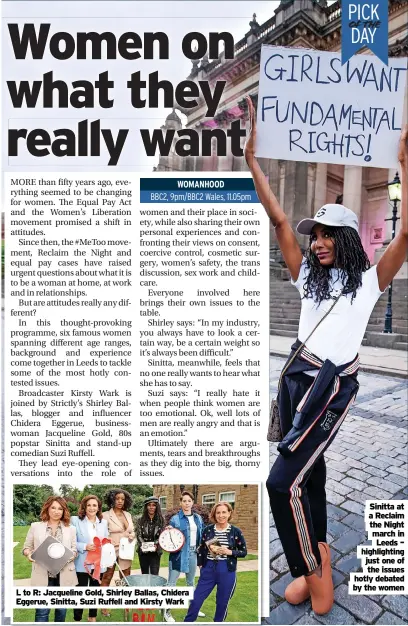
[303, 226, 370, 304]
[140, 500, 164, 527]
[105, 489, 133, 511]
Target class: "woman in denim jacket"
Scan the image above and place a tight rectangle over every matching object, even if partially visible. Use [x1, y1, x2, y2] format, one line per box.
[184, 502, 247, 622]
[164, 491, 204, 623]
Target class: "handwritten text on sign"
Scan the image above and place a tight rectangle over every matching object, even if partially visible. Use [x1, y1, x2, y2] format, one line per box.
[256, 47, 407, 168]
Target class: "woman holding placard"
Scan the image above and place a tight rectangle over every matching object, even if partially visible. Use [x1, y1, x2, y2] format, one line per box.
[245, 95, 407, 615]
[22, 496, 77, 623]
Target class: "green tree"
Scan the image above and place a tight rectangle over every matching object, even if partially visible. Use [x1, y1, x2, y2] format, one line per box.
[59, 484, 74, 498]
[13, 485, 55, 522]
[59, 486, 81, 505]
[80, 484, 152, 514]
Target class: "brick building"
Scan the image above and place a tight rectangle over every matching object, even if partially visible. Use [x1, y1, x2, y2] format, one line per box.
[153, 484, 258, 551]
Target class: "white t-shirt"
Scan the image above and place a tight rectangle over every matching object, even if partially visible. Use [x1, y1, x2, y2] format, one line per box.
[187, 515, 197, 547]
[86, 518, 97, 542]
[292, 261, 384, 366]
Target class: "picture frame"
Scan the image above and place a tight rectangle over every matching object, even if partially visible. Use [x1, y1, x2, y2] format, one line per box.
[370, 226, 384, 244]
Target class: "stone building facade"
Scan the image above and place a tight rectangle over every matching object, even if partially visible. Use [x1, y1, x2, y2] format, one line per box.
[153, 484, 259, 550]
[156, 0, 408, 270]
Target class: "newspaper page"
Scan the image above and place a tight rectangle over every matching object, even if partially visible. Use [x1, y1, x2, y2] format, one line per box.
[1, 1, 408, 625]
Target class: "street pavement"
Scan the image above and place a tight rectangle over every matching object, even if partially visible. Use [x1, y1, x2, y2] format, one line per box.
[266, 356, 408, 626]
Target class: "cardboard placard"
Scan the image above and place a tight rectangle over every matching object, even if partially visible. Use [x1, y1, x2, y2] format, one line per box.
[256, 46, 407, 168]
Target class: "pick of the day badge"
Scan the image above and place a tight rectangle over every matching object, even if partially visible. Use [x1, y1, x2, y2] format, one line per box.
[341, 0, 389, 65]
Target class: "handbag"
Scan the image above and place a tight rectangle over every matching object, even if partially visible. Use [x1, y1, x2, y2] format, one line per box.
[119, 537, 136, 561]
[84, 536, 113, 580]
[101, 541, 117, 569]
[267, 290, 343, 442]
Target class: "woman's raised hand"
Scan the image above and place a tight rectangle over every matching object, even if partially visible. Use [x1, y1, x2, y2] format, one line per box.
[376, 124, 408, 291]
[398, 125, 408, 166]
[86, 543, 96, 551]
[242, 92, 303, 279]
[244, 96, 256, 167]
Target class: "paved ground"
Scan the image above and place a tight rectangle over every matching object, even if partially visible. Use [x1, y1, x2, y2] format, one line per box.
[265, 356, 408, 626]
[270, 336, 408, 378]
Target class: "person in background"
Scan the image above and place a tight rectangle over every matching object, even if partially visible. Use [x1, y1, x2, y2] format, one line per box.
[184, 502, 247, 622]
[245, 96, 408, 615]
[71, 495, 109, 622]
[163, 491, 205, 623]
[135, 496, 165, 575]
[22, 496, 77, 623]
[100, 488, 135, 616]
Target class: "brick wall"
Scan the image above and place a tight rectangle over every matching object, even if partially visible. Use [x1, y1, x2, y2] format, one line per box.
[153, 484, 258, 551]
[153, 485, 178, 511]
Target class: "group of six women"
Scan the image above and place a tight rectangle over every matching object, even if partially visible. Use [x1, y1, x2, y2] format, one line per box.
[23, 489, 247, 623]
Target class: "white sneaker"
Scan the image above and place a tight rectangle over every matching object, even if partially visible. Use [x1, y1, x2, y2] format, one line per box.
[198, 611, 206, 618]
[163, 610, 175, 623]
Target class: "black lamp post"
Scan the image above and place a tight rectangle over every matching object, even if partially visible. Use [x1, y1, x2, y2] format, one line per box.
[383, 172, 401, 334]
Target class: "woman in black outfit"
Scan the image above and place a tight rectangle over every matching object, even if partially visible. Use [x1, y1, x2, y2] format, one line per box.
[245, 96, 407, 616]
[135, 496, 165, 575]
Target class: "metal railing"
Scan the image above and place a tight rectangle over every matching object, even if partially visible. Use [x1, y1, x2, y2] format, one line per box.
[326, 0, 341, 22]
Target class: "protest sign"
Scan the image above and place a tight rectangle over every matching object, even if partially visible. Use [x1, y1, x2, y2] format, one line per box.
[256, 46, 407, 168]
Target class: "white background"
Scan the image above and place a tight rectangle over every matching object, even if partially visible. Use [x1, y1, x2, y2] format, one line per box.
[3, 1, 281, 172]
[5, 171, 270, 620]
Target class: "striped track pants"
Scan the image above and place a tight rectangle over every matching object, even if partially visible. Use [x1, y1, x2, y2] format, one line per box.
[267, 368, 358, 577]
[184, 560, 236, 622]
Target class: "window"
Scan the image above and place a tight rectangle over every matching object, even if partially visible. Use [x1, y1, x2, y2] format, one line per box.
[220, 491, 236, 510]
[159, 497, 167, 511]
[202, 494, 216, 507]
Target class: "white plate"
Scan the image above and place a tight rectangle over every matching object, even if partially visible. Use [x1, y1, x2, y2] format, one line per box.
[47, 542, 66, 559]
